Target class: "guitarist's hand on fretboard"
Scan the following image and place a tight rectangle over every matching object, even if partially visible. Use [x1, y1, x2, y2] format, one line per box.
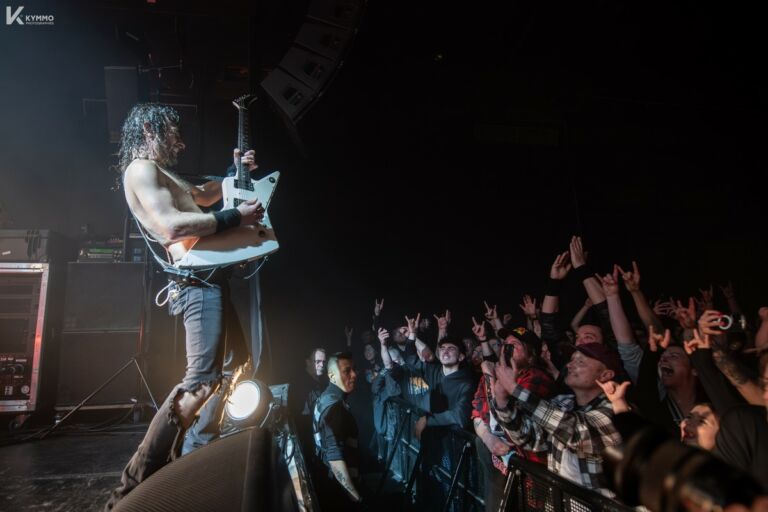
[233, 148, 259, 172]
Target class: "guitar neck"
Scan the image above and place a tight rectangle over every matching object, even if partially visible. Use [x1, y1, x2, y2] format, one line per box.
[235, 106, 251, 189]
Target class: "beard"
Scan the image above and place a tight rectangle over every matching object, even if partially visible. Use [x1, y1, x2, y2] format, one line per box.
[148, 141, 180, 167]
[163, 146, 180, 167]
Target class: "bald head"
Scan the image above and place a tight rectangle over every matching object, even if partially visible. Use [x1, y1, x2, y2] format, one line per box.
[327, 352, 357, 393]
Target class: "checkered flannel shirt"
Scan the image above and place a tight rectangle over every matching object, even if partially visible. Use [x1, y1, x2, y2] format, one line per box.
[473, 367, 556, 469]
[492, 385, 621, 493]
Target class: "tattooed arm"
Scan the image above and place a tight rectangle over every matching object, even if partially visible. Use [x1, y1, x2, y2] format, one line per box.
[712, 348, 765, 406]
[329, 460, 361, 502]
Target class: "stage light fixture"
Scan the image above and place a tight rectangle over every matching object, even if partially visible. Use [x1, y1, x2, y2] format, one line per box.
[223, 379, 273, 429]
[226, 380, 261, 421]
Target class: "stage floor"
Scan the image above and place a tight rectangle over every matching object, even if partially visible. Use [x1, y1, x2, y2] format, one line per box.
[0, 426, 144, 511]
[0, 420, 407, 512]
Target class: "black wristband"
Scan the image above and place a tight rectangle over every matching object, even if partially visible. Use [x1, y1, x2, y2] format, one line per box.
[482, 353, 498, 363]
[213, 209, 241, 233]
[571, 263, 594, 283]
[545, 277, 563, 297]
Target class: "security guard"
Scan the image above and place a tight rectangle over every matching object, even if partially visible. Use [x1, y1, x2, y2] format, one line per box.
[313, 351, 362, 507]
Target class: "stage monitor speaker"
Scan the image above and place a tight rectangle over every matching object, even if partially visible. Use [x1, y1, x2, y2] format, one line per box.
[113, 428, 290, 512]
[56, 331, 140, 407]
[62, 262, 145, 332]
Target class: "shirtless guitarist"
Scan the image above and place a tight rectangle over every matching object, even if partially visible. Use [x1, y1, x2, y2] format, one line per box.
[105, 103, 266, 510]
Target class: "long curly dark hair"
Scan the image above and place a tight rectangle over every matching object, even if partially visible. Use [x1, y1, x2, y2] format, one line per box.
[118, 103, 180, 173]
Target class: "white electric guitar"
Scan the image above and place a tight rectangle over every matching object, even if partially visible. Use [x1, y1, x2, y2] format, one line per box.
[172, 94, 280, 270]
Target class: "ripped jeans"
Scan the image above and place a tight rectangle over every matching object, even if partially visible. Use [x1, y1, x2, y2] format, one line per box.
[105, 282, 226, 510]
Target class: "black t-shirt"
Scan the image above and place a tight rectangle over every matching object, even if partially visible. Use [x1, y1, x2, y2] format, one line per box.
[290, 371, 327, 418]
[315, 383, 359, 473]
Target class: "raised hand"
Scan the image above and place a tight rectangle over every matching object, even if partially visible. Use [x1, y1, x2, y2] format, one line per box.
[617, 261, 641, 292]
[377, 327, 390, 345]
[697, 309, 723, 337]
[595, 380, 631, 409]
[433, 310, 451, 331]
[653, 299, 676, 317]
[595, 379, 630, 402]
[569, 235, 587, 269]
[596, 266, 621, 297]
[344, 326, 354, 346]
[648, 325, 671, 353]
[405, 313, 421, 337]
[374, 298, 385, 317]
[471, 316, 487, 341]
[502, 312, 513, 325]
[674, 298, 697, 329]
[519, 295, 537, 318]
[550, 251, 572, 280]
[495, 349, 519, 395]
[684, 328, 712, 355]
[483, 301, 498, 322]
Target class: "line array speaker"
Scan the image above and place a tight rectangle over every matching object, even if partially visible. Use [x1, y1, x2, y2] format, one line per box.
[261, 0, 365, 122]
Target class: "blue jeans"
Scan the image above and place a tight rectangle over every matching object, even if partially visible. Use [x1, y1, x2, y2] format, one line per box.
[105, 281, 230, 510]
[172, 284, 226, 390]
[178, 282, 250, 455]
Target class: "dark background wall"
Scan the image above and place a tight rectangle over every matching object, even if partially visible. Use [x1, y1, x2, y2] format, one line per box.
[1, 0, 766, 388]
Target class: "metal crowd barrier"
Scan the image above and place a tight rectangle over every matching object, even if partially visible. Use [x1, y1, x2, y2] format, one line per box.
[376, 397, 635, 512]
[502, 456, 635, 512]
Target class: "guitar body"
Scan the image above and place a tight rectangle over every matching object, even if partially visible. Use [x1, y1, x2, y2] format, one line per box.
[172, 94, 281, 270]
[172, 171, 280, 269]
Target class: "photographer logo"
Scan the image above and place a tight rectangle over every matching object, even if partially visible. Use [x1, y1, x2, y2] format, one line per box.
[5, 6, 54, 26]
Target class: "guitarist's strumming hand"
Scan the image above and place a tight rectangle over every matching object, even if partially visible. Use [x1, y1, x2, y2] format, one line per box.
[237, 199, 264, 226]
[233, 148, 259, 172]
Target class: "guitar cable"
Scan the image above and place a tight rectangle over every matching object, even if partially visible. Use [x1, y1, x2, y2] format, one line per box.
[241, 256, 269, 280]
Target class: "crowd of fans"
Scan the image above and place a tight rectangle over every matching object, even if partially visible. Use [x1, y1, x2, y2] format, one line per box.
[293, 236, 768, 511]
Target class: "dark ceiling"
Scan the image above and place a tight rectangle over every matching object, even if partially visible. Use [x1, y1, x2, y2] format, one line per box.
[1, 0, 766, 380]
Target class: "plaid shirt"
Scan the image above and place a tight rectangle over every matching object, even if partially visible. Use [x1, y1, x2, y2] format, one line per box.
[492, 386, 621, 494]
[473, 367, 556, 471]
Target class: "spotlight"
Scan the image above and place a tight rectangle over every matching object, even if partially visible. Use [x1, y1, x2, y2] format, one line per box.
[226, 380, 261, 421]
[223, 379, 273, 429]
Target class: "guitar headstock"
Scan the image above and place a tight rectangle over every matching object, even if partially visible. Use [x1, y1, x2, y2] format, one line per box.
[232, 94, 258, 111]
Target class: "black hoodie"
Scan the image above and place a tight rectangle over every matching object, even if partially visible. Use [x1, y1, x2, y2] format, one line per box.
[407, 359, 475, 429]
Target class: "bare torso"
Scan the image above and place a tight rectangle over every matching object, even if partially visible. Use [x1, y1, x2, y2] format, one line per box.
[123, 159, 202, 262]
